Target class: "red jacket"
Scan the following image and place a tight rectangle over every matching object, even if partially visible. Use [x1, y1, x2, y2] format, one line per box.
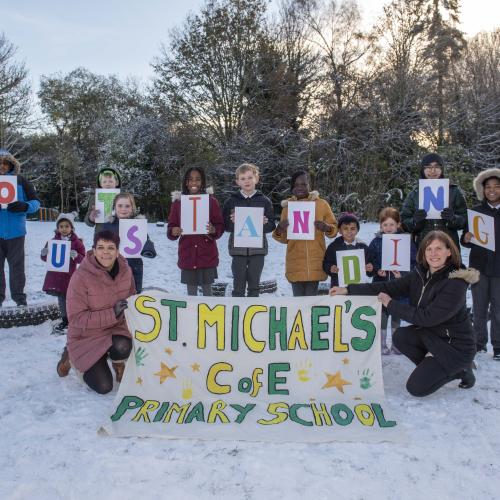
[41, 232, 86, 295]
[167, 192, 224, 269]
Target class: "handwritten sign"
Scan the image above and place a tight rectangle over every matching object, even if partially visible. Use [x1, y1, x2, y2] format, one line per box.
[418, 179, 449, 219]
[381, 234, 411, 271]
[0, 175, 17, 208]
[287, 201, 315, 240]
[119, 219, 148, 257]
[234, 207, 264, 248]
[95, 189, 120, 223]
[46, 240, 71, 273]
[467, 209, 495, 251]
[337, 249, 367, 287]
[181, 194, 210, 235]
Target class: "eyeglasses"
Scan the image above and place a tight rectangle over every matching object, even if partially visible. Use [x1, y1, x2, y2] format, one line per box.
[424, 165, 442, 170]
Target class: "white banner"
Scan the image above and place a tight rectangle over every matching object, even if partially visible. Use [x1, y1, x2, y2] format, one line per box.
[337, 249, 368, 287]
[467, 209, 495, 251]
[418, 179, 449, 219]
[0, 175, 17, 208]
[119, 219, 148, 258]
[181, 194, 210, 235]
[234, 207, 264, 248]
[46, 240, 71, 272]
[95, 189, 120, 223]
[103, 293, 400, 443]
[381, 234, 411, 271]
[287, 201, 315, 240]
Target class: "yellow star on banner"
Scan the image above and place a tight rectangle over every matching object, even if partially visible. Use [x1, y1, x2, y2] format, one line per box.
[136, 377, 143, 385]
[164, 348, 173, 355]
[154, 362, 178, 384]
[191, 363, 200, 372]
[342, 357, 350, 365]
[322, 371, 352, 393]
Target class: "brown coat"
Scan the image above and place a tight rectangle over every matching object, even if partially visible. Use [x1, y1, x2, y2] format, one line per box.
[66, 251, 136, 373]
[272, 192, 337, 282]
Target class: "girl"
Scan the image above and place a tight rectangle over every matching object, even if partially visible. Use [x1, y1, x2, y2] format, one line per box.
[102, 193, 156, 293]
[41, 213, 86, 333]
[167, 167, 224, 296]
[273, 170, 337, 296]
[367, 207, 416, 354]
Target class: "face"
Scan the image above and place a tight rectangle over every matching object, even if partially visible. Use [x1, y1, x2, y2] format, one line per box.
[94, 240, 118, 270]
[100, 175, 118, 189]
[115, 197, 134, 219]
[484, 178, 500, 205]
[236, 171, 258, 194]
[380, 217, 399, 234]
[423, 162, 442, 179]
[57, 221, 72, 236]
[340, 222, 358, 243]
[292, 174, 310, 199]
[0, 160, 12, 175]
[425, 238, 451, 273]
[187, 170, 202, 194]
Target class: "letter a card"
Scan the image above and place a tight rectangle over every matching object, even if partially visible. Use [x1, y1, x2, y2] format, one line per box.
[467, 209, 495, 251]
[381, 234, 411, 271]
[47, 240, 71, 273]
[234, 207, 264, 248]
[95, 188, 120, 223]
[181, 194, 209, 235]
[287, 201, 315, 240]
[119, 219, 148, 257]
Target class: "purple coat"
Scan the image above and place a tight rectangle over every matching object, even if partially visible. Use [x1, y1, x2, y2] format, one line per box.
[41, 232, 86, 295]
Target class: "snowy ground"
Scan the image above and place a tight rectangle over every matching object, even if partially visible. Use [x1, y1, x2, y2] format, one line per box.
[1, 222, 499, 500]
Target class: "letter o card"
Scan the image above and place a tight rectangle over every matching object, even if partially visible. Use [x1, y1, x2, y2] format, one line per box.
[0, 175, 17, 208]
[467, 209, 495, 251]
[119, 219, 148, 257]
[47, 240, 71, 273]
[95, 188, 120, 223]
[234, 207, 264, 248]
[287, 201, 315, 240]
[337, 249, 367, 287]
[181, 194, 209, 235]
[381, 234, 411, 271]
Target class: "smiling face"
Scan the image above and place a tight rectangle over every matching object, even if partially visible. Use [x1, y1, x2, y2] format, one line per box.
[423, 162, 443, 179]
[0, 160, 12, 175]
[186, 170, 202, 194]
[292, 174, 310, 199]
[94, 239, 118, 271]
[57, 220, 72, 236]
[100, 174, 118, 189]
[380, 217, 399, 234]
[236, 170, 258, 195]
[115, 197, 134, 219]
[483, 178, 500, 205]
[424, 238, 451, 273]
[339, 222, 358, 243]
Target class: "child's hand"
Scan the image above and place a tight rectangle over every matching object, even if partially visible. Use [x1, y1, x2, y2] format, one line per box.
[89, 207, 100, 222]
[314, 220, 331, 232]
[393, 270, 401, 279]
[330, 265, 339, 273]
[276, 219, 289, 232]
[463, 231, 473, 243]
[377, 270, 387, 277]
[171, 227, 182, 237]
[207, 223, 216, 234]
[330, 286, 348, 296]
[263, 216, 268, 224]
[366, 263, 373, 272]
[40, 247, 48, 257]
[70, 250, 78, 260]
[230, 209, 235, 223]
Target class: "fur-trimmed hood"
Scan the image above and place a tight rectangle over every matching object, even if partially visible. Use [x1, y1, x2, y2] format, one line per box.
[281, 190, 319, 207]
[171, 186, 214, 201]
[449, 267, 480, 285]
[473, 168, 500, 200]
[0, 149, 20, 174]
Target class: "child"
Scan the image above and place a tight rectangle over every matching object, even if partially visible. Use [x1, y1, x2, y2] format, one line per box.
[367, 207, 416, 354]
[102, 193, 156, 293]
[461, 168, 500, 360]
[223, 163, 276, 297]
[41, 213, 85, 333]
[85, 166, 122, 232]
[167, 167, 224, 296]
[323, 212, 372, 287]
[0, 149, 41, 307]
[273, 170, 337, 296]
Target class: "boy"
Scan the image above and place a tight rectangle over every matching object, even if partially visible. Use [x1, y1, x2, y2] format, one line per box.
[0, 149, 41, 307]
[322, 212, 373, 287]
[461, 168, 500, 360]
[223, 163, 275, 296]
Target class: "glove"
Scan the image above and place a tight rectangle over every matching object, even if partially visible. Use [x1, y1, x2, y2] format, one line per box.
[7, 201, 29, 213]
[276, 219, 289, 232]
[314, 221, 331, 232]
[441, 207, 455, 222]
[40, 247, 48, 257]
[113, 299, 128, 318]
[413, 209, 427, 224]
[70, 250, 78, 259]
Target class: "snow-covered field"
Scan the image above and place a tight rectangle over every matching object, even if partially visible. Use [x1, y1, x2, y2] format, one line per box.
[1, 222, 499, 500]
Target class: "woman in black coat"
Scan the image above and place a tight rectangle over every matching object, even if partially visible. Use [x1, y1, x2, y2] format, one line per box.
[330, 230, 479, 397]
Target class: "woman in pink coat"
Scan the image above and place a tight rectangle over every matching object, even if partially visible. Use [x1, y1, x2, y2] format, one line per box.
[58, 230, 136, 394]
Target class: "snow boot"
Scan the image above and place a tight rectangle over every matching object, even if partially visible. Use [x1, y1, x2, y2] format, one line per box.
[57, 347, 71, 377]
[112, 360, 126, 383]
[493, 349, 500, 361]
[381, 330, 391, 355]
[52, 317, 68, 335]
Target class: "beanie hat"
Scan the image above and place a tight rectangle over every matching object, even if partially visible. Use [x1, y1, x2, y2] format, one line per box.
[97, 167, 121, 188]
[56, 212, 76, 229]
[473, 168, 500, 201]
[0, 149, 20, 173]
[420, 153, 445, 178]
[338, 212, 360, 230]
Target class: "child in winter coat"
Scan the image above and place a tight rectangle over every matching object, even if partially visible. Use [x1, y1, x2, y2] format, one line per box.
[273, 170, 337, 296]
[367, 207, 416, 354]
[167, 167, 224, 296]
[222, 163, 276, 297]
[41, 213, 85, 333]
[102, 193, 156, 293]
[323, 212, 372, 287]
[461, 168, 500, 360]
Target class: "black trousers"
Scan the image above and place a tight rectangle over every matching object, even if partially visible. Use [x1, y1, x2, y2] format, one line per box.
[83, 336, 132, 394]
[472, 274, 500, 350]
[0, 236, 26, 304]
[231, 255, 264, 297]
[127, 258, 143, 293]
[291, 281, 319, 297]
[393, 326, 462, 397]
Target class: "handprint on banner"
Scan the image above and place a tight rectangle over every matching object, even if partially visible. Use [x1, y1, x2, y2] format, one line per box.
[358, 369, 374, 390]
[135, 347, 148, 367]
[296, 360, 312, 382]
[182, 379, 193, 400]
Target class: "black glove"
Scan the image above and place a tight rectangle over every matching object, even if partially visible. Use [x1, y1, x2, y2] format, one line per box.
[7, 201, 29, 213]
[113, 299, 128, 318]
[276, 219, 289, 232]
[441, 207, 455, 222]
[413, 209, 427, 224]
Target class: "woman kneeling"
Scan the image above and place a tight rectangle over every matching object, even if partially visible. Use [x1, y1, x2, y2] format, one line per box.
[66, 230, 136, 394]
[331, 230, 478, 397]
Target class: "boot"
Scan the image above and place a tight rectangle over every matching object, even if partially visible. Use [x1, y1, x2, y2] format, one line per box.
[56, 347, 71, 377]
[381, 330, 391, 355]
[112, 360, 126, 383]
[52, 317, 68, 335]
[458, 365, 476, 389]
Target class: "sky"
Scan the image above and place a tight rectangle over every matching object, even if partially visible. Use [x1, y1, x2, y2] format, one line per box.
[1, 0, 499, 92]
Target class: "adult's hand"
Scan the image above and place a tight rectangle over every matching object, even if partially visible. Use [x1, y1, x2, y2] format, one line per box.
[7, 201, 29, 213]
[414, 209, 427, 224]
[113, 299, 128, 318]
[377, 292, 392, 307]
[330, 286, 348, 296]
[441, 207, 455, 222]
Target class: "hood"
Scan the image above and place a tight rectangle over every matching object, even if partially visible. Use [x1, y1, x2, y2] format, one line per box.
[473, 168, 500, 201]
[171, 186, 214, 201]
[96, 166, 122, 188]
[56, 211, 77, 229]
[449, 267, 480, 285]
[281, 190, 319, 207]
[0, 149, 20, 174]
